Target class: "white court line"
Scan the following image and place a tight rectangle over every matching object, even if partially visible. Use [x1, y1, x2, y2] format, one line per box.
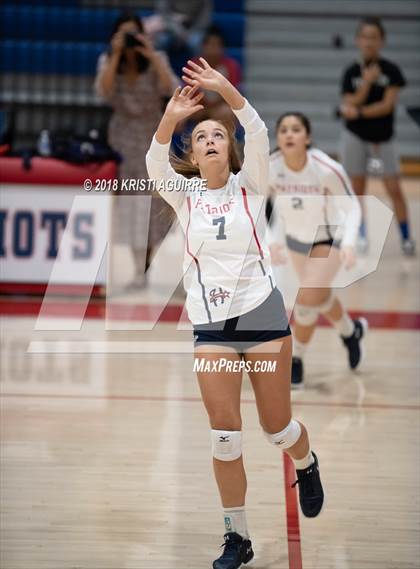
[27, 341, 195, 353]
[304, 360, 417, 370]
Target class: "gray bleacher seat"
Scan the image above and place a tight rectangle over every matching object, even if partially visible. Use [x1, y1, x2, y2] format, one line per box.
[245, 0, 420, 159]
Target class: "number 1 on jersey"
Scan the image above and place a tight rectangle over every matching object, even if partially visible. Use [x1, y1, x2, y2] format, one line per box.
[213, 216, 227, 240]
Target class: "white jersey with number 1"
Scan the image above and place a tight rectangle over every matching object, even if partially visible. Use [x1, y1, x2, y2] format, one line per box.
[268, 148, 361, 247]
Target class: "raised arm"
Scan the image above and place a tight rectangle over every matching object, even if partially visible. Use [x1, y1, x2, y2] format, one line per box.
[233, 99, 269, 194]
[146, 85, 204, 209]
[155, 84, 204, 143]
[95, 32, 125, 99]
[182, 58, 269, 194]
[182, 57, 245, 110]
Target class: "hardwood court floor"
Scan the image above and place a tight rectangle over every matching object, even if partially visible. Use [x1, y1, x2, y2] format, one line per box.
[0, 180, 419, 569]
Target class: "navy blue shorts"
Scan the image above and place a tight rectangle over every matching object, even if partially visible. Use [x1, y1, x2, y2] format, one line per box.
[286, 235, 341, 255]
[193, 287, 291, 355]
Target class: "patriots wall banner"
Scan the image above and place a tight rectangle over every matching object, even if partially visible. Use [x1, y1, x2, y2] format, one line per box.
[0, 185, 110, 285]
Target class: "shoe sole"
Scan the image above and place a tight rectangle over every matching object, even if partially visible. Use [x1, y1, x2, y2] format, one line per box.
[227, 551, 253, 567]
[309, 489, 326, 519]
[214, 549, 254, 568]
[354, 317, 368, 370]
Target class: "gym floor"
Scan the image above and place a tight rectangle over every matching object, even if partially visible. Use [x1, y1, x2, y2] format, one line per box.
[1, 178, 419, 569]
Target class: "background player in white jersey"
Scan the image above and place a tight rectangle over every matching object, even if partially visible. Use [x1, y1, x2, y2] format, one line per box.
[146, 61, 324, 569]
[268, 112, 367, 389]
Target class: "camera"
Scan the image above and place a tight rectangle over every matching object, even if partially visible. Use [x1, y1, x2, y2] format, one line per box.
[124, 32, 143, 48]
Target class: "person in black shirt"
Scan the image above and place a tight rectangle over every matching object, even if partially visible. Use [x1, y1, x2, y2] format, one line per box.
[340, 17, 415, 256]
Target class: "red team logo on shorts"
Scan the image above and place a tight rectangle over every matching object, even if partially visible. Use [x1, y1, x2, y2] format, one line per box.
[209, 287, 231, 307]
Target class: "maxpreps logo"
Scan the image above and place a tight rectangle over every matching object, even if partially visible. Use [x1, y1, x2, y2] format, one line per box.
[209, 287, 230, 307]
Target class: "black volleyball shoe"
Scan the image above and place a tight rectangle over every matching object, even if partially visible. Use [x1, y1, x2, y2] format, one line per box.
[291, 356, 304, 389]
[213, 532, 254, 569]
[341, 318, 368, 370]
[292, 451, 324, 518]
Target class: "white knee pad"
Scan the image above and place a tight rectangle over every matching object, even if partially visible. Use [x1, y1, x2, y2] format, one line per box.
[294, 303, 318, 326]
[265, 420, 301, 450]
[211, 430, 242, 461]
[317, 294, 335, 314]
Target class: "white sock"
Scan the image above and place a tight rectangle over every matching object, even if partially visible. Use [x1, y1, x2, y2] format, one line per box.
[293, 450, 314, 470]
[293, 339, 307, 359]
[332, 312, 354, 338]
[223, 506, 249, 539]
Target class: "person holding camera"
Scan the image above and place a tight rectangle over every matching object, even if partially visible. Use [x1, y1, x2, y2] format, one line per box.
[95, 12, 179, 289]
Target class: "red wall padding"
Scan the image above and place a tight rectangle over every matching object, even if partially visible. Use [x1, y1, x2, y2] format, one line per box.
[0, 157, 117, 185]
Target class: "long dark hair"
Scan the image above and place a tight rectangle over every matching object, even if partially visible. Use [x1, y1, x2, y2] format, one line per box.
[109, 12, 150, 74]
[271, 111, 312, 154]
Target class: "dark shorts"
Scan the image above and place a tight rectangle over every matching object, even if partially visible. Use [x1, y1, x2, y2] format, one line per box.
[286, 235, 341, 255]
[193, 287, 291, 355]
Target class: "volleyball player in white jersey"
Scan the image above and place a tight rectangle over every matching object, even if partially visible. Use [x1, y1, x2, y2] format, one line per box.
[146, 60, 324, 569]
[268, 112, 367, 389]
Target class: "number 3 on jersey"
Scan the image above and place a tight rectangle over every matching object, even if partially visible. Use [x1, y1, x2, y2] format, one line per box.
[213, 216, 227, 240]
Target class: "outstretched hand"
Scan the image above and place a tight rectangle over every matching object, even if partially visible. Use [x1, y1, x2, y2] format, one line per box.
[182, 58, 228, 93]
[165, 85, 204, 123]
